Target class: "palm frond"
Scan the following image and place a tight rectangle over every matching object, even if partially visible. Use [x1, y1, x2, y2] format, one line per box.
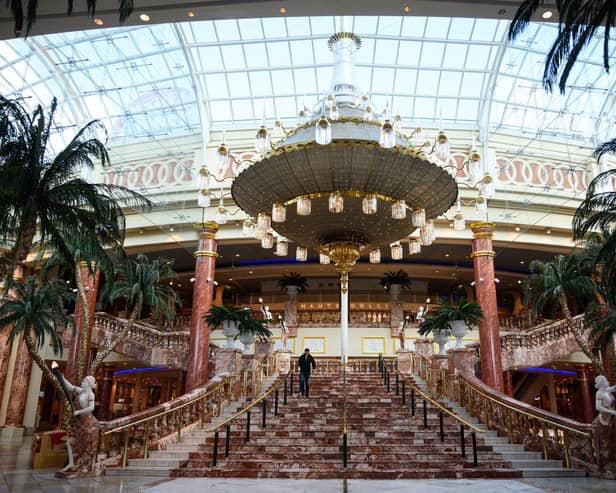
[509, 0, 545, 40]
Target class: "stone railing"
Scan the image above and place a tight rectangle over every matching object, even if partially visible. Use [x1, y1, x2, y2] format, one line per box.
[92, 313, 190, 369]
[99, 361, 274, 469]
[500, 315, 585, 370]
[144, 314, 192, 331]
[298, 309, 390, 327]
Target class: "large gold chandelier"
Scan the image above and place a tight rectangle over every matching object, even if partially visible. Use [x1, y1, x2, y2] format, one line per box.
[230, 27, 458, 273]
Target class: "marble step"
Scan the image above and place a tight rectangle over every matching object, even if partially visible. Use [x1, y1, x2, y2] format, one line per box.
[509, 459, 565, 469]
[128, 457, 184, 468]
[520, 467, 586, 478]
[106, 466, 173, 477]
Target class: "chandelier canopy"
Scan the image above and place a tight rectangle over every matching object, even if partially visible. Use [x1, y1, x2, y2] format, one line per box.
[230, 25, 458, 270]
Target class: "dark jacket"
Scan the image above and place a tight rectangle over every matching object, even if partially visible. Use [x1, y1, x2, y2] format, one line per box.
[298, 353, 316, 374]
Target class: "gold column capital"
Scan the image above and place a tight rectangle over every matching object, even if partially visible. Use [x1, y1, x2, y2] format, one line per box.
[194, 221, 219, 239]
[470, 250, 496, 258]
[195, 250, 219, 258]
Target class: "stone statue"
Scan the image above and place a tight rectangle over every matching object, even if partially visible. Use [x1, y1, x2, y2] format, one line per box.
[397, 315, 410, 350]
[54, 370, 101, 478]
[279, 315, 289, 350]
[595, 375, 616, 426]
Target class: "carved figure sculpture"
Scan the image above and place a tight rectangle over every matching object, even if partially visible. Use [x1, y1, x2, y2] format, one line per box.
[595, 375, 616, 426]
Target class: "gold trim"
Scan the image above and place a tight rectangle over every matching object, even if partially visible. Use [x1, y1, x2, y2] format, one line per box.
[470, 250, 495, 258]
[282, 189, 400, 207]
[193, 221, 219, 232]
[273, 336, 296, 353]
[361, 336, 386, 354]
[202, 232, 217, 239]
[301, 336, 326, 354]
[195, 250, 218, 258]
[473, 232, 494, 239]
[470, 221, 496, 230]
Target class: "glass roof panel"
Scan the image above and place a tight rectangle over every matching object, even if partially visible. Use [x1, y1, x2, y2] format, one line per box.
[0, 14, 614, 150]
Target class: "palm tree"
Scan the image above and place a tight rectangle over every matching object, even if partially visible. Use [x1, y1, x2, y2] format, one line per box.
[509, 1, 616, 95]
[89, 254, 180, 374]
[5, 1, 134, 36]
[379, 270, 411, 292]
[524, 254, 603, 372]
[0, 275, 74, 421]
[277, 272, 309, 292]
[583, 301, 616, 378]
[0, 96, 149, 288]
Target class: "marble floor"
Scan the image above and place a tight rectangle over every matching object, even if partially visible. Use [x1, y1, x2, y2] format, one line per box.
[1, 438, 614, 493]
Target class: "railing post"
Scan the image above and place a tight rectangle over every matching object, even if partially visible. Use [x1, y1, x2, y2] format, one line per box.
[411, 388, 416, 416]
[460, 425, 466, 457]
[121, 430, 129, 468]
[343, 432, 348, 468]
[275, 389, 279, 416]
[563, 432, 571, 468]
[401, 381, 406, 405]
[290, 373, 294, 395]
[386, 371, 391, 392]
[423, 399, 428, 428]
[246, 411, 251, 442]
[284, 379, 288, 405]
[225, 424, 231, 457]
[472, 432, 478, 466]
[262, 399, 267, 428]
[177, 408, 183, 443]
[541, 422, 548, 460]
[395, 373, 399, 395]
[439, 412, 444, 442]
[143, 423, 149, 459]
[212, 431, 219, 466]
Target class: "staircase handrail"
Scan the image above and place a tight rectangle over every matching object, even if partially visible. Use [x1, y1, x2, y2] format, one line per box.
[206, 370, 291, 432]
[455, 372, 595, 468]
[93, 312, 189, 347]
[397, 370, 484, 434]
[99, 363, 264, 467]
[500, 314, 584, 351]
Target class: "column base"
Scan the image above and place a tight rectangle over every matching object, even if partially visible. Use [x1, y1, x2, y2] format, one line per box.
[275, 350, 292, 374]
[447, 347, 477, 378]
[0, 426, 25, 444]
[414, 338, 434, 358]
[396, 350, 414, 375]
[214, 348, 243, 375]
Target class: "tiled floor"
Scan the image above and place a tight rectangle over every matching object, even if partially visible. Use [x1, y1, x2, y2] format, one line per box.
[1, 437, 614, 493]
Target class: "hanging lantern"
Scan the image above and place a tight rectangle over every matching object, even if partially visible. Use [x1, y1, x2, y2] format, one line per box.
[426, 220, 436, 241]
[198, 188, 211, 208]
[391, 200, 406, 219]
[411, 208, 426, 227]
[254, 224, 266, 240]
[475, 194, 487, 215]
[435, 131, 450, 160]
[362, 194, 377, 215]
[420, 225, 433, 246]
[261, 231, 274, 249]
[297, 196, 311, 216]
[319, 253, 331, 265]
[296, 246, 308, 262]
[215, 206, 228, 225]
[241, 219, 252, 236]
[482, 173, 495, 198]
[391, 242, 403, 260]
[257, 212, 271, 230]
[276, 238, 288, 256]
[217, 143, 229, 172]
[255, 126, 270, 154]
[272, 203, 286, 223]
[369, 249, 381, 264]
[409, 239, 421, 255]
[329, 104, 339, 120]
[199, 166, 209, 189]
[453, 199, 465, 231]
[315, 117, 332, 145]
[363, 105, 373, 120]
[328, 192, 344, 213]
[379, 120, 396, 148]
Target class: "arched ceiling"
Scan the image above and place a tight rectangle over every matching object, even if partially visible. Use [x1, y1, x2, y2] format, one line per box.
[0, 14, 614, 153]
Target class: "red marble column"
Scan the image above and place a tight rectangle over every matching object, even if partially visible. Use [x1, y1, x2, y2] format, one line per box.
[577, 365, 595, 423]
[503, 370, 514, 397]
[185, 222, 219, 391]
[3, 335, 32, 426]
[66, 263, 101, 382]
[96, 364, 115, 420]
[470, 222, 504, 392]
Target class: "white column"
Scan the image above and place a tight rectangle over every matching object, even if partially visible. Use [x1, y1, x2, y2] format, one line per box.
[340, 272, 349, 364]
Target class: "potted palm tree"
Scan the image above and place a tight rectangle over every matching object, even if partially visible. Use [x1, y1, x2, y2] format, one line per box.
[238, 314, 273, 353]
[418, 315, 450, 356]
[205, 305, 248, 348]
[277, 272, 309, 293]
[379, 270, 411, 294]
[436, 300, 484, 349]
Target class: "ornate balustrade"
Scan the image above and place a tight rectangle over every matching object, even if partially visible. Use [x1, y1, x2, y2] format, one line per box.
[100, 357, 275, 468]
[455, 373, 597, 473]
[92, 313, 190, 369]
[500, 315, 585, 370]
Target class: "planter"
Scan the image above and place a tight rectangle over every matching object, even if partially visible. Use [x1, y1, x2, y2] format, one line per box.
[433, 331, 449, 356]
[239, 332, 256, 353]
[450, 320, 468, 348]
[222, 320, 240, 348]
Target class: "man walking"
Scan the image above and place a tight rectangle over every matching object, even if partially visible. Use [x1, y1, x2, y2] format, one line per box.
[298, 348, 316, 398]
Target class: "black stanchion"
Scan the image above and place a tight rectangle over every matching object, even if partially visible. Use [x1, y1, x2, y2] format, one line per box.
[439, 412, 444, 442]
[472, 432, 478, 466]
[275, 389, 279, 416]
[411, 389, 416, 416]
[212, 431, 219, 466]
[423, 400, 428, 428]
[262, 399, 267, 428]
[402, 381, 406, 405]
[283, 379, 288, 405]
[343, 432, 348, 468]
[290, 374, 294, 394]
[395, 373, 399, 395]
[460, 425, 466, 457]
[246, 411, 251, 442]
[225, 424, 231, 457]
[386, 372, 391, 392]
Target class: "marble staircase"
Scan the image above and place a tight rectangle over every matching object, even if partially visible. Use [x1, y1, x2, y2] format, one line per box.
[411, 376, 586, 478]
[169, 372, 525, 479]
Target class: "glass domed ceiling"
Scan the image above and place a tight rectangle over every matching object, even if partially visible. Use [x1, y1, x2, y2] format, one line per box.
[0, 15, 613, 149]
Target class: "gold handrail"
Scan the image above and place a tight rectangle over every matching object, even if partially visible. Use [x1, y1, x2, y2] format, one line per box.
[398, 371, 484, 434]
[206, 370, 290, 432]
[102, 369, 247, 436]
[457, 374, 591, 437]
